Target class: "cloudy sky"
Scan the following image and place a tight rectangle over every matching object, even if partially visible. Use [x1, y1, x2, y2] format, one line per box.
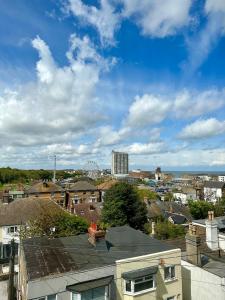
[0, 0, 225, 171]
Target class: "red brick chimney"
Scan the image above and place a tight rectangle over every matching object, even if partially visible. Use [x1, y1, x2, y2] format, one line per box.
[88, 223, 106, 246]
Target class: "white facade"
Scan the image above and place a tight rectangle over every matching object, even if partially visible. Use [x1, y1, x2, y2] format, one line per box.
[218, 175, 225, 182]
[1, 225, 20, 245]
[181, 260, 225, 300]
[204, 187, 222, 203]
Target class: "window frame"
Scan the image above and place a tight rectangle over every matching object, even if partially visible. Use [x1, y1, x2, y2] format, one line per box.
[164, 265, 176, 282]
[35, 294, 57, 300]
[71, 285, 109, 300]
[124, 274, 156, 296]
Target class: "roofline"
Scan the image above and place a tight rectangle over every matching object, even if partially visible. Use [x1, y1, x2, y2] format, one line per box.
[27, 263, 116, 283]
[116, 248, 181, 264]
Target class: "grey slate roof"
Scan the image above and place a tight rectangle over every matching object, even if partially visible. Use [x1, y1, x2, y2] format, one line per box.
[22, 225, 176, 281]
[204, 181, 225, 189]
[68, 181, 97, 192]
[164, 212, 187, 224]
[193, 216, 225, 229]
[0, 197, 63, 226]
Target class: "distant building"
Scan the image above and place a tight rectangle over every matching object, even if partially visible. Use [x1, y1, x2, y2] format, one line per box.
[218, 175, 225, 182]
[111, 150, 129, 176]
[25, 181, 65, 206]
[67, 180, 100, 209]
[203, 181, 225, 203]
[155, 167, 162, 181]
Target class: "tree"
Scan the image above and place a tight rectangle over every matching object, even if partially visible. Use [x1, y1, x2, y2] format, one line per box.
[101, 182, 148, 231]
[188, 200, 214, 219]
[155, 221, 185, 239]
[136, 188, 159, 202]
[21, 211, 89, 239]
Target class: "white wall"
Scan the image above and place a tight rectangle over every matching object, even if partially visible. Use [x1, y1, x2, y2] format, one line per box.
[181, 260, 225, 300]
[218, 176, 225, 182]
[1, 225, 20, 245]
[0, 280, 8, 300]
[204, 187, 222, 202]
[219, 233, 225, 251]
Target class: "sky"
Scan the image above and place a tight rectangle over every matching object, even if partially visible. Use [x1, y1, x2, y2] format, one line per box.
[0, 0, 225, 171]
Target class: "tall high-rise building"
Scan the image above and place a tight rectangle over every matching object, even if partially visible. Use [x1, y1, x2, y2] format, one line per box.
[111, 151, 129, 176]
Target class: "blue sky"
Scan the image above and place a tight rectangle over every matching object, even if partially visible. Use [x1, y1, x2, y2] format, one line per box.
[0, 0, 225, 171]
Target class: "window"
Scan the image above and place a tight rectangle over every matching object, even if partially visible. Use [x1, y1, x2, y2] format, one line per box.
[167, 296, 175, 300]
[7, 226, 17, 234]
[72, 286, 108, 300]
[164, 266, 175, 281]
[37, 295, 56, 300]
[47, 295, 56, 300]
[124, 275, 155, 295]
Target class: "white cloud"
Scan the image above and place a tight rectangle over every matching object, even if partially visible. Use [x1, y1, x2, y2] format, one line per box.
[174, 89, 225, 118]
[126, 94, 171, 127]
[120, 141, 165, 155]
[121, 0, 192, 38]
[66, 0, 192, 45]
[184, 0, 225, 74]
[0, 34, 114, 148]
[66, 0, 120, 45]
[179, 118, 225, 139]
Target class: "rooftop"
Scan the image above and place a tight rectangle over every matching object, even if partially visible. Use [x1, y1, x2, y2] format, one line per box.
[0, 197, 63, 226]
[204, 181, 225, 189]
[22, 225, 176, 281]
[68, 181, 97, 192]
[25, 181, 64, 194]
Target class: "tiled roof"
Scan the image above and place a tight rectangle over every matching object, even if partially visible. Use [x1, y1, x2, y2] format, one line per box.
[96, 180, 118, 190]
[25, 182, 64, 194]
[0, 197, 63, 226]
[204, 181, 225, 189]
[68, 181, 97, 192]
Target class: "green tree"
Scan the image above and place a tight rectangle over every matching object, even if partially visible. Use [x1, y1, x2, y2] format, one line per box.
[188, 200, 214, 219]
[101, 182, 148, 231]
[21, 211, 88, 238]
[136, 188, 159, 202]
[154, 221, 185, 239]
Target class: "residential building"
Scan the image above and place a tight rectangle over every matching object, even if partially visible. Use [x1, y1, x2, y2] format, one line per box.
[218, 175, 225, 182]
[181, 214, 225, 300]
[203, 181, 225, 203]
[72, 203, 101, 223]
[0, 197, 64, 274]
[112, 150, 129, 176]
[67, 181, 100, 210]
[173, 187, 199, 205]
[97, 179, 118, 201]
[25, 181, 65, 205]
[18, 225, 183, 300]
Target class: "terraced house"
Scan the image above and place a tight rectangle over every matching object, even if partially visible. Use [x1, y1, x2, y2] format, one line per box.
[18, 225, 182, 300]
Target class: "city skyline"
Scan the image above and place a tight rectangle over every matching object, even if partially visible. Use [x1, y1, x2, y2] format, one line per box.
[0, 0, 225, 170]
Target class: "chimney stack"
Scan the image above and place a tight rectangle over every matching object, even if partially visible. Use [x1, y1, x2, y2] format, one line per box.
[206, 210, 219, 251]
[185, 224, 201, 266]
[151, 222, 156, 237]
[88, 223, 106, 246]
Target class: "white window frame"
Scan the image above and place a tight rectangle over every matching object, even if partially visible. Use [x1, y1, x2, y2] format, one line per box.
[36, 294, 57, 300]
[164, 265, 176, 282]
[71, 285, 109, 300]
[7, 226, 18, 234]
[124, 274, 156, 296]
